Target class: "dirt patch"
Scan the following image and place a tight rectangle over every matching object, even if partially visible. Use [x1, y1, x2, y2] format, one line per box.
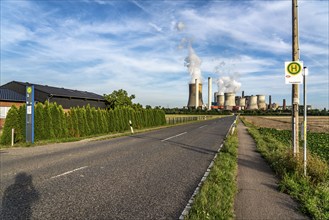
[242, 116, 329, 133]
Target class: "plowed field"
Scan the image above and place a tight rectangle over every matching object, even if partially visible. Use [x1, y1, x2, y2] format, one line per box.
[242, 116, 329, 133]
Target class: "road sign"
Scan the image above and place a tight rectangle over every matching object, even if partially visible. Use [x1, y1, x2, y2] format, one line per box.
[285, 61, 303, 84]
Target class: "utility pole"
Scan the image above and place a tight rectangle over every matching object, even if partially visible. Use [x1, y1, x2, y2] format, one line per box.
[292, 0, 299, 156]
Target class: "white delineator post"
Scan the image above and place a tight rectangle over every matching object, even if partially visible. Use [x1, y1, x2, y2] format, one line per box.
[129, 120, 134, 134]
[195, 79, 199, 109]
[11, 128, 14, 146]
[208, 77, 212, 110]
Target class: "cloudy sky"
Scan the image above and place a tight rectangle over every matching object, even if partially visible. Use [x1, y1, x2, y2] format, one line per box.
[1, 0, 328, 109]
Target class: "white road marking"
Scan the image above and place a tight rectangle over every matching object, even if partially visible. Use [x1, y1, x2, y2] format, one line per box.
[198, 125, 208, 129]
[161, 132, 187, 142]
[50, 166, 88, 179]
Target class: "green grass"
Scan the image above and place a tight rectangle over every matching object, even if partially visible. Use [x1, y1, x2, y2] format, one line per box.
[242, 118, 329, 219]
[186, 127, 238, 220]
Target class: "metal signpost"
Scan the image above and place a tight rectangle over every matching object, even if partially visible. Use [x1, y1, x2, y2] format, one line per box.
[26, 85, 35, 143]
[303, 67, 308, 176]
[285, 61, 303, 156]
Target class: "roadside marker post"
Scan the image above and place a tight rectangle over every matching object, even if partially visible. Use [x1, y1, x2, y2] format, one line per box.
[129, 120, 134, 134]
[11, 128, 14, 146]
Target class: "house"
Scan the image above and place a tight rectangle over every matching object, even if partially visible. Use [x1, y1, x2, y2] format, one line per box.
[0, 81, 107, 128]
[0, 88, 26, 128]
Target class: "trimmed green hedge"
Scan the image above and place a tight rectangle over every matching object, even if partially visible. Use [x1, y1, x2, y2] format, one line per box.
[1, 102, 166, 145]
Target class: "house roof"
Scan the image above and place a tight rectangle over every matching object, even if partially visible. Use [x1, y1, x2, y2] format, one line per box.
[0, 81, 107, 109]
[0, 88, 26, 102]
[11, 81, 105, 101]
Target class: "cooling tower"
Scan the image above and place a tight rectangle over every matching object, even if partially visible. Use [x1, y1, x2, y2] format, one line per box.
[235, 96, 241, 106]
[257, 95, 266, 110]
[239, 97, 246, 109]
[217, 94, 224, 107]
[247, 95, 258, 110]
[224, 92, 235, 110]
[187, 83, 204, 108]
[214, 92, 218, 104]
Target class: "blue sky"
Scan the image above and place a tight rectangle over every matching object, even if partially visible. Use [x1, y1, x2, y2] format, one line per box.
[1, 0, 328, 109]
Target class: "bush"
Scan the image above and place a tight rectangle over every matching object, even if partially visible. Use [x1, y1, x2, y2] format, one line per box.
[1, 106, 19, 145]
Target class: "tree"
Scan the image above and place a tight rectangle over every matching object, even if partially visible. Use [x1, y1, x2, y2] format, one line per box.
[34, 103, 45, 141]
[104, 89, 136, 109]
[0, 106, 19, 144]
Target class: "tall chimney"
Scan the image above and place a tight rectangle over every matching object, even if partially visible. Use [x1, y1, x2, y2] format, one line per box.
[242, 91, 245, 98]
[269, 95, 272, 109]
[283, 99, 286, 110]
[208, 77, 212, 110]
[195, 79, 199, 109]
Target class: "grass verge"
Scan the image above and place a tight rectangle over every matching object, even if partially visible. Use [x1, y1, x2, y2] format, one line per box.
[241, 118, 329, 219]
[186, 126, 238, 220]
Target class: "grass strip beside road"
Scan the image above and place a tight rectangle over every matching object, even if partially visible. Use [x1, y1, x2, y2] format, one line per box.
[242, 118, 329, 219]
[186, 128, 238, 220]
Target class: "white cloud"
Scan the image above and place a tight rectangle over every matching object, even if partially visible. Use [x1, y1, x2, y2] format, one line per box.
[1, 0, 328, 108]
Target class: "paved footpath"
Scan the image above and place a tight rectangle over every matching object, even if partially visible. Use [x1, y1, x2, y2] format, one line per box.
[234, 121, 309, 220]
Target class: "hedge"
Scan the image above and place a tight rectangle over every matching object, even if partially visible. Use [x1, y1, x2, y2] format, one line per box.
[1, 102, 166, 145]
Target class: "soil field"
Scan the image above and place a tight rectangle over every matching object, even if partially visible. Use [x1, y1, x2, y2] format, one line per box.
[242, 116, 329, 133]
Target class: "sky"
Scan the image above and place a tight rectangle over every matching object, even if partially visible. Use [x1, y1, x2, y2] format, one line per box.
[1, 0, 328, 109]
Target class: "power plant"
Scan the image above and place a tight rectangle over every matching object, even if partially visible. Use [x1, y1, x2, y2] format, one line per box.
[185, 78, 288, 111]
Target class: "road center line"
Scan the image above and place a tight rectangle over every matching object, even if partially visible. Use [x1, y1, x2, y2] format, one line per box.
[50, 166, 88, 179]
[161, 132, 187, 142]
[198, 125, 208, 129]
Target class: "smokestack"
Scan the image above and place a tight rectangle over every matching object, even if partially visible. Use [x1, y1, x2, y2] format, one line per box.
[208, 77, 212, 110]
[242, 91, 245, 98]
[195, 79, 199, 108]
[283, 99, 286, 110]
[269, 95, 272, 109]
[187, 83, 204, 108]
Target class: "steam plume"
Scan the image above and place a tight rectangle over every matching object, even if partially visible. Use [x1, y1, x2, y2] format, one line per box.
[217, 76, 241, 94]
[215, 60, 241, 94]
[184, 43, 202, 84]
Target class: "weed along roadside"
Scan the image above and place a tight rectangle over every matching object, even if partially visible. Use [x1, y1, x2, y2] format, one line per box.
[241, 117, 329, 219]
[184, 118, 238, 220]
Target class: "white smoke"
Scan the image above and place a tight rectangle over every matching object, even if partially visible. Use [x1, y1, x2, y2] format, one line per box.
[184, 43, 202, 84]
[217, 76, 241, 94]
[215, 60, 241, 94]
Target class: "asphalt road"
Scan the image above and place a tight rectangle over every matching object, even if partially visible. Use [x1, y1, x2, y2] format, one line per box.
[0, 116, 235, 219]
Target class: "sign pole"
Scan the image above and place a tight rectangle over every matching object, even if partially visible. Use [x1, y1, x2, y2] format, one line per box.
[303, 67, 308, 176]
[26, 85, 35, 144]
[292, 0, 299, 157]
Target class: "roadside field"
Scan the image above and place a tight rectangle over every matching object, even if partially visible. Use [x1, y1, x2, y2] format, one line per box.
[243, 116, 329, 133]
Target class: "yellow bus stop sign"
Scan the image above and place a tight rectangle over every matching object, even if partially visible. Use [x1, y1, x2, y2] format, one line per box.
[285, 61, 303, 84]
